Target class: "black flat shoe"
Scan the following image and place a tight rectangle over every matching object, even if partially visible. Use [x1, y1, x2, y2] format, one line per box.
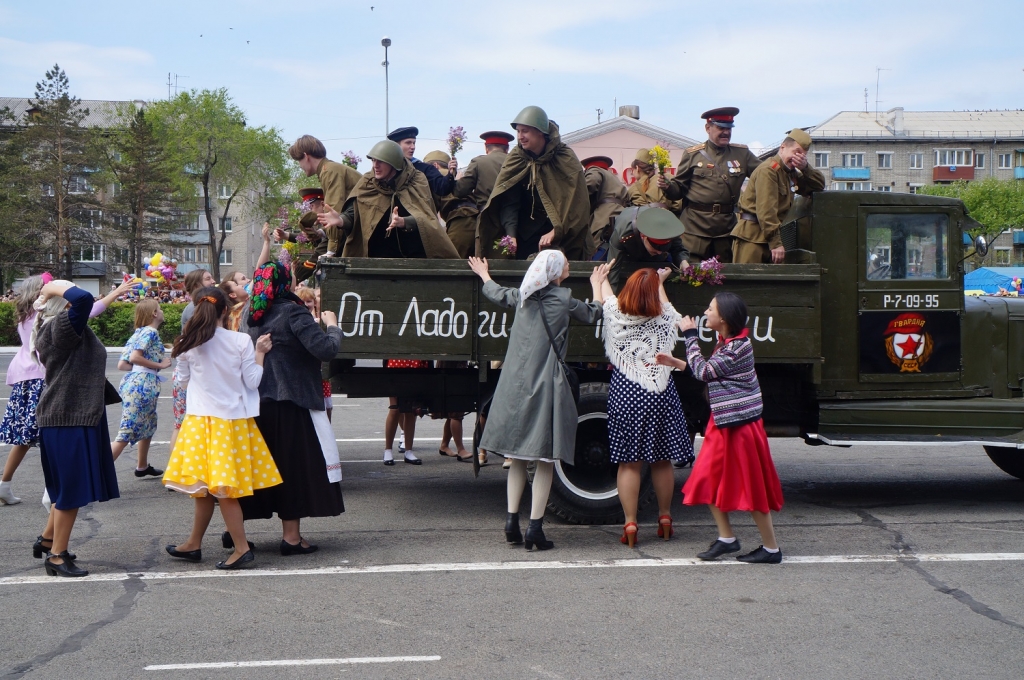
[403, 455, 422, 465]
[383, 454, 396, 466]
[524, 518, 553, 551]
[221, 531, 255, 551]
[165, 544, 202, 562]
[216, 550, 255, 570]
[505, 512, 523, 544]
[736, 546, 782, 564]
[44, 552, 88, 578]
[696, 538, 741, 561]
[135, 465, 164, 478]
[33, 536, 75, 560]
[455, 453, 474, 463]
[280, 539, 319, 556]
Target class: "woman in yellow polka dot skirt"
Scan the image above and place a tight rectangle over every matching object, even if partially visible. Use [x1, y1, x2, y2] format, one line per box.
[162, 287, 281, 570]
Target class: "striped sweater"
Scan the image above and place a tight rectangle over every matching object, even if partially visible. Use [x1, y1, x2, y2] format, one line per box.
[682, 328, 763, 428]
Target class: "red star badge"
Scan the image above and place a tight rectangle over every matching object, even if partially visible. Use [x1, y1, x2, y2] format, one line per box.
[897, 334, 921, 358]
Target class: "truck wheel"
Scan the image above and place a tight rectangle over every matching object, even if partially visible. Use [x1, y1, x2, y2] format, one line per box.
[983, 446, 1024, 480]
[547, 385, 653, 525]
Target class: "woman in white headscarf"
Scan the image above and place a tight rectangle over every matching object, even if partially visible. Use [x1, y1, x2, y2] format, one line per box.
[468, 251, 610, 550]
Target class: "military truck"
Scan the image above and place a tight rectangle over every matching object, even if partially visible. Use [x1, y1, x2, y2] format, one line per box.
[321, 191, 1024, 524]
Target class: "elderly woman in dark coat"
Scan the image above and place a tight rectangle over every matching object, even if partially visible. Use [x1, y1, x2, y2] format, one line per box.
[236, 263, 344, 555]
[468, 251, 609, 550]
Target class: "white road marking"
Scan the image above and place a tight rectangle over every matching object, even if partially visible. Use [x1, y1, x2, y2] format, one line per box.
[3, 553, 1022, 587]
[145, 655, 441, 670]
[147, 437, 444, 445]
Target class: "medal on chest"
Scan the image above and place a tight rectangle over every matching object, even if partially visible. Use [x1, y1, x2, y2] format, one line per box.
[727, 160, 742, 174]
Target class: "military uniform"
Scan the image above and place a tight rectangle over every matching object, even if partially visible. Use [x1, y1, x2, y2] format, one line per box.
[317, 159, 362, 256]
[663, 140, 761, 262]
[581, 156, 628, 252]
[387, 126, 457, 199]
[446, 131, 511, 258]
[607, 206, 689, 292]
[626, 148, 682, 214]
[732, 129, 825, 264]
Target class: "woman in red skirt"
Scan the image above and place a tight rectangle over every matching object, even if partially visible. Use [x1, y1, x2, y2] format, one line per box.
[656, 291, 783, 564]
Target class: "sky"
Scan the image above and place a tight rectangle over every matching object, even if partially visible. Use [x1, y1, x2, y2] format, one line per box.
[1, 0, 1020, 168]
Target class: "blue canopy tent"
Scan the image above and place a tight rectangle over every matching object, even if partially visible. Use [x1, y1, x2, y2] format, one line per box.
[964, 267, 1024, 295]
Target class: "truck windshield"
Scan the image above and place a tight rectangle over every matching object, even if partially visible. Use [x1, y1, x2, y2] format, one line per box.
[866, 213, 948, 280]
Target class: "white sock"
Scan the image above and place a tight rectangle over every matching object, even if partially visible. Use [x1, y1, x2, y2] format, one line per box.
[763, 546, 780, 553]
[404, 449, 419, 460]
[0, 481, 10, 489]
[718, 536, 736, 544]
[383, 449, 394, 462]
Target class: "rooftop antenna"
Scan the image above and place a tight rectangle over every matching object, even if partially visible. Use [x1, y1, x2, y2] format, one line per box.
[864, 87, 869, 113]
[596, 108, 603, 123]
[614, 97, 617, 116]
[173, 74, 189, 97]
[875, 67, 889, 119]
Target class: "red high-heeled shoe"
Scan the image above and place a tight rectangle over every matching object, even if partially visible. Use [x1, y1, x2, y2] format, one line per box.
[657, 515, 673, 541]
[620, 522, 638, 548]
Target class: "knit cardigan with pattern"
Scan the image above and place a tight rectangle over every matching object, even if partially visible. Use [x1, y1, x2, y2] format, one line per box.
[682, 328, 763, 428]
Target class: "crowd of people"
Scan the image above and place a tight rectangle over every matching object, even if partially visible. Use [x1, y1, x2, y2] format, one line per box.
[1, 102, 797, 577]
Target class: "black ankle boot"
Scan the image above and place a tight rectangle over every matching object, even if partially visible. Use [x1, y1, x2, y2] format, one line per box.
[524, 518, 553, 551]
[505, 512, 523, 544]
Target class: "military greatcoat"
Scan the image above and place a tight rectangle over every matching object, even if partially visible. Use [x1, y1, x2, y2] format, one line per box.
[444, 149, 508, 258]
[584, 165, 629, 245]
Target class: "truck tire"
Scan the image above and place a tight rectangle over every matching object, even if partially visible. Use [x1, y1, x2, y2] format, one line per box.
[547, 384, 653, 525]
[984, 446, 1024, 480]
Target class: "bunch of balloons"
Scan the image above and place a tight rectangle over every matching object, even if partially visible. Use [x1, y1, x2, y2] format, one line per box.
[143, 253, 178, 285]
[122, 272, 147, 293]
[1013, 277, 1022, 293]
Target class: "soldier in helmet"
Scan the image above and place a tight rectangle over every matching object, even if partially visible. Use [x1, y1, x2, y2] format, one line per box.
[287, 135, 362, 258]
[627, 148, 682, 214]
[606, 206, 689, 293]
[732, 128, 825, 264]
[387, 127, 458, 199]
[444, 131, 514, 259]
[581, 156, 629, 259]
[477, 106, 593, 260]
[657, 107, 762, 263]
[317, 139, 459, 259]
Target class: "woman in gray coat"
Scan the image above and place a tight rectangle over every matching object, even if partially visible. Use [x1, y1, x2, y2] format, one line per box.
[468, 251, 609, 550]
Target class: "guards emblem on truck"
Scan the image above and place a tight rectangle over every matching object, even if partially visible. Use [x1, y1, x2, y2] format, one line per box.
[883, 313, 934, 373]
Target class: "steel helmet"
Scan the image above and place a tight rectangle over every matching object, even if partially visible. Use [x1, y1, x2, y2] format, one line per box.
[366, 139, 405, 171]
[510, 106, 550, 134]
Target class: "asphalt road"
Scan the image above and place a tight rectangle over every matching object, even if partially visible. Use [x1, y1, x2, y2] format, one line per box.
[0, 355, 1022, 679]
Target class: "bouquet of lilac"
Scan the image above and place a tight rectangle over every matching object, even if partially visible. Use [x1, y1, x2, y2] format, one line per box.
[341, 150, 362, 169]
[447, 126, 467, 158]
[678, 256, 725, 287]
[495, 235, 517, 256]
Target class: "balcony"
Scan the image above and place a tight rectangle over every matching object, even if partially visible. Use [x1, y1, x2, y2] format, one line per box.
[832, 167, 870, 180]
[933, 166, 975, 182]
[1014, 231, 1024, 245]
[1015, 167, 1024, 180]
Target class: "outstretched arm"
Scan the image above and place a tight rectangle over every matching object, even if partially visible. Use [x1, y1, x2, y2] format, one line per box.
[257, 222, 273, 267]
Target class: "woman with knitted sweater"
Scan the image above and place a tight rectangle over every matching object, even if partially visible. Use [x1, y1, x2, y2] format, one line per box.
[656, 291, 784, 564]
[596, 267, 694, 548]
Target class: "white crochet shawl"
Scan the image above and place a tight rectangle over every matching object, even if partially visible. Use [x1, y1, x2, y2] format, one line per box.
[602, 297, 681, 394]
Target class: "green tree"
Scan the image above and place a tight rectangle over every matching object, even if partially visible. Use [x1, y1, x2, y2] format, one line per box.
[94, 104, 180, 277]
[921, 178, 1024, 239]
[149, 89, 291, 279]
[0, 106, 45, 286]
[19, 64, 100, 279]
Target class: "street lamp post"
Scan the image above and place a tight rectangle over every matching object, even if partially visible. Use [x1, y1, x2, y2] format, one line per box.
[381, 37, 391, 136]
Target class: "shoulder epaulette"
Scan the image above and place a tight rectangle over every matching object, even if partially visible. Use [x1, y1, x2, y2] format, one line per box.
[730, 143, 749, 149]
[770, 161, 780, 170]
[685, 143, 704, 153]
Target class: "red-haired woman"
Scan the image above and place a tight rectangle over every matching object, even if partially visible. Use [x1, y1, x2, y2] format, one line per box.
[596, 266, 693, 547]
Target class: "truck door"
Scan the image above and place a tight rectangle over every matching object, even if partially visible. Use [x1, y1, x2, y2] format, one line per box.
[857, 207, 962, 384]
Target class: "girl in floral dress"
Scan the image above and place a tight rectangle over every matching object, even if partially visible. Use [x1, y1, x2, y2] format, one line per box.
[162, 287, 281, 569]
[110, 299, 168, 478]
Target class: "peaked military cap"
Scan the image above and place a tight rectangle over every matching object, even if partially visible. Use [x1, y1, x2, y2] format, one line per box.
[636, 206, 684, 240]
[581, 156, 614, 170]
[387, 126, 419, 142]
[299, 211, 320, 230]
[785, 128, 813, 150]
[298, 187, 324, 201]
[480, 130, 515, 145]
[701, 107, 740, 129]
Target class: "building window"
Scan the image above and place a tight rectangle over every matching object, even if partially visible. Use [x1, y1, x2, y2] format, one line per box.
[78, 209, 102, 229]
[77, 245, 105, 262]
[184, 247, 208, 263]
[877, 153, 892, 169]
[975, 154, 985, 169]
[935, 149, 973, 167]
[41, 183, 55, 197]
[832, 181, 872, 191]
[998, 153, 1013, 169]
[813, 152, 830, 169]
[874, 185, 892, 192]
[217, 184, 231, 199]
[219, 249, 233, 265]
[109, 182, 121, 197]
[111, 248, 129, 264]
[909, 183, 924, 194]
[842, 153, 864, 168]
[219, 217, 232, 233]
[68, 174, 91, 194]
[909, 153, 924, 170]
[995, 247, 1011, 265]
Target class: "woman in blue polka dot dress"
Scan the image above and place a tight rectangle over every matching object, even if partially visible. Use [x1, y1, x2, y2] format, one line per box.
[596, 267, 693, 548]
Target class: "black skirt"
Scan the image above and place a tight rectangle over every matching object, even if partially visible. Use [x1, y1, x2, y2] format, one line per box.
[239, 400, 344, 521]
